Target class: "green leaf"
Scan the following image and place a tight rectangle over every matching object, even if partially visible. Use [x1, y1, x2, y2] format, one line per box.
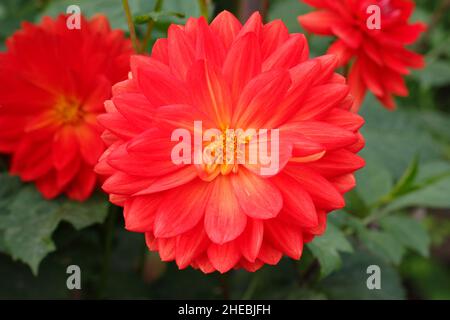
[358, 229, 405, 265]
[354, 159, 393, 207]
[328, 210, 366, 232]
[319, 250, 406, 299]
[389, 156, 420, 198]
[0, 174, 22, 201]
[412, 58, 450, 88]
[134, 11, 185, 24]
[285, 288, 327, 300]
[379, 215, 430, 257]
[0, 230, 8, 254]
[359, 95, 443, 179]
[385, 175, 450, 211]
[267, 0, 332, 57]
[267, 0, 305, 32]
[39, 0, 154, 30]
[418, 111, 450, 143]
[0, 186, 61, 275]
[401, 254, 450, 300]
[159, 0, 213, 20]
[415, 161, 450, 184]
[307, 223, 353, 278]
[39, 0, 211, 31]
[0, 0, 42, 42]
[58, 193, 109, 230]
[0, 174, 109, 275]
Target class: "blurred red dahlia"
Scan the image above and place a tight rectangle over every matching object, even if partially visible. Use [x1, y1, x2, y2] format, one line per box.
[298, 0, 426, 110]
[0, 15, 132, 200]
[96, 11, 365, 273]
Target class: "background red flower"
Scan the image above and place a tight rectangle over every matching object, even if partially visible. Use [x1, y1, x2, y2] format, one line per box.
[298, 0, 426, 110]
[0, 14, 132, 200]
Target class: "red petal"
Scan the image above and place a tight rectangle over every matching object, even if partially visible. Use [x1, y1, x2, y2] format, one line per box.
[236, 12, 262, 40]
[151, 38, 169, 65]
[281, 121, 357, 150]
[132, 56, 189, 107]
[331, 23, 362, 49]
[262, 34, 308, 72]
[56, 157, 80, 188]
[292, 84, 350, 121]
[205, 176, 247, 244]
[35, 171, 62, 199]
[158, 237, 176, 261]
[210, 10, 242, 50]
[207, 241, 241, 273]
[74, 123, 105, 166]
[239, 219, 264, 262]
[261, 19, 289, 60]
[264, 60, 321, 127]
[97, 102, 143, 140]
[284, 165, 345, 209]
[112, 93, 154, 130]
[233, 69, 291, 128]
[175, 222, 210, 269]
[167, 24, 195, 80]
[187, 60, 232, 127]
[271, 173, 318, 228]
[240, 258, 264, 272]
[257, 242, 282, 265]
[102, 172, 161, 195]
[193, 254, 216, 274]
[348, 59, 367, 112]
[331, 174, 356, 193]
[298, 11, 339, 35]
[223, 32, 262, 103]
[327, 40, 353, 66]
[124, 194, 161, 232]
[265, 219, 303, 259]
[153, 180, 211, 238]
[65, 164, 97, 201]
[134, 166, 198, 195]
[231, 168, 282, 219]
[53, 126, 79, 170]
[305, 149, 365, 178]
[195, 17, 226, 68]
[321, 108, 365, 132]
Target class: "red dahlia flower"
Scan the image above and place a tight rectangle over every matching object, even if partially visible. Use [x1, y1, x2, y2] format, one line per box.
[96, 11, 365, 273]
[298, 0, 426, 110]
[0, 15, 132, 200]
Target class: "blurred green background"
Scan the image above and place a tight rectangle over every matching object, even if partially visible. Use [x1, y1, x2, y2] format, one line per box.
[0, 0, 449, 299]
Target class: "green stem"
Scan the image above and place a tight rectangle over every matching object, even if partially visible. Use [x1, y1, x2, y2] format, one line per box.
[122, 0, 139, 52]
[362, 207, 390, 226]
[290, 259, 303, 286]
[137, 241, 148, 274]
[98, 205, 117, 298]
[427, 34, 450, 61]
[417, 0, 450, 51]
[238, 0, 269, 22]
[219, 274, 230, 299]
[242, 274, 259, 300]
[140, 0, 164, 53]
[198, 0, 209, 21]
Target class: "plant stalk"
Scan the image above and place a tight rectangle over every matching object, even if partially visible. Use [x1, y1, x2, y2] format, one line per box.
[122, 0, 139, 52]
[198, 0, 209, 21]
[140, 0, 164, 53]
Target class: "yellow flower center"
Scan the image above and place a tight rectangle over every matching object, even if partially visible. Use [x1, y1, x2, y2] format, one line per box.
[202, 128, 253, 176]
[53, 96, 84, 125]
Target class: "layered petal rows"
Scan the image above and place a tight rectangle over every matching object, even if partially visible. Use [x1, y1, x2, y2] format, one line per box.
[97, 11, 365, 273]
[298, 0, 426, 110]
[0, 15, 132, 200]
